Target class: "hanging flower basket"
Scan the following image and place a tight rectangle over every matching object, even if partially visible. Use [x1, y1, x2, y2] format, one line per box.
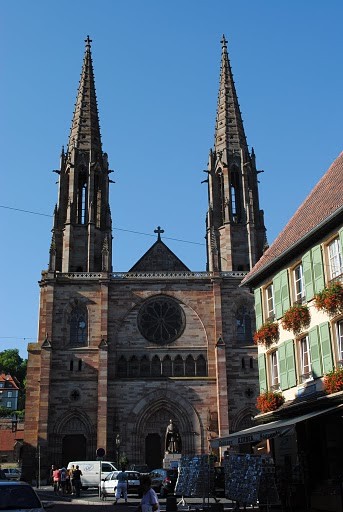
[314, 281, 343, 316]
[323, 367, 343, 394]
[253, 322, 279, 347]
[256, 391, 284, 413]
[281, 304, 311, 334]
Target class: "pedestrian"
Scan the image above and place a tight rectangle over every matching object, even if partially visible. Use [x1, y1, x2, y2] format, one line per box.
[49, 465, 55, 486]
[59, 466, 67, 495]
[52, 466, 61, 495]
[138, 475, 160, 512]
[114, 466, 128, 504]
[69, 465, 76, 494]
[72, 464, 83, 498]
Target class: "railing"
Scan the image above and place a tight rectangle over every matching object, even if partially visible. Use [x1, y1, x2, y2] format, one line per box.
[52, 270, 248, 280]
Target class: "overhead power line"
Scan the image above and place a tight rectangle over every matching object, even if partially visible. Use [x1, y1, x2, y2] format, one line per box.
[0, 204, 205, 246]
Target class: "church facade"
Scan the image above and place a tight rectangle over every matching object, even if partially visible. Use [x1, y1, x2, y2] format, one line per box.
[23, 36, 266, 479]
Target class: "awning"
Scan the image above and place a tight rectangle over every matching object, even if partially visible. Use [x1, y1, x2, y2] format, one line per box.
[210, 404, 343, 448]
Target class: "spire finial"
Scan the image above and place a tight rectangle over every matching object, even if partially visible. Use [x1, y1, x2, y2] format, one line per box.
[221, 34, 228, 49]
[154, 226, 164, 241]
[85, 35, 92, 49]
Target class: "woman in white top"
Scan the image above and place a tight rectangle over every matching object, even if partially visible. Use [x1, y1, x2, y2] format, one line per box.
[139, 475, 160, 512]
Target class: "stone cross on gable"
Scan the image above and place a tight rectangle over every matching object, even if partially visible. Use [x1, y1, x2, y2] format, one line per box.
[154, 226, 164, 241]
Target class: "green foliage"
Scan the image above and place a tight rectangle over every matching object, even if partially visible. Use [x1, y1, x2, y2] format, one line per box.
[0, 348, 27, 411]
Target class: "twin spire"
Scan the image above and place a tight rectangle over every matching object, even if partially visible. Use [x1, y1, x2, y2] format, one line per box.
[67, 35, 102, 156]
[214, 34, 249, 157]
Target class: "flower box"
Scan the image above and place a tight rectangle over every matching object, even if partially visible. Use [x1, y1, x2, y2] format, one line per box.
[323, 367, 343, 394]
[314, 281, 343, 316]
[253, 322, 279, 347]
[281, 304, 310, 334]
[256, 391, 284, 413]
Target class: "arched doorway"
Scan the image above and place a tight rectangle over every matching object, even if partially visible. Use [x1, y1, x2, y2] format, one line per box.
[62, 434, 87, 467]
[145, 433, 162, 470]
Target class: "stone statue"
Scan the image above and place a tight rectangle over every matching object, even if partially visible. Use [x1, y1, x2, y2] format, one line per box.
[165, 419, 182, 454]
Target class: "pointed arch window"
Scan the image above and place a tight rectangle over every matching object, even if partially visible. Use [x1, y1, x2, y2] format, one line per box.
[236, 305, 252, 343]
[230, 167, 240, 222]
[77, 169, 88, 224]
[117, 356, 127, 378]
[151, 355, 161, 377]
[185, 355, 195, 377]
[173, 355, 184, 377]
[70, 308, 88, 346]
[162, 355, 172, 377]
[196, 355, 207, 376]
[128, 356, 139, 377]
[140, 356, 150, 377]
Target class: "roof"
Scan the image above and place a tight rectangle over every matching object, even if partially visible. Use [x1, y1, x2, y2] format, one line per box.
[129, 239, 190, 272]
[242, 152, 343, 286]
[0, 374, 19, 390]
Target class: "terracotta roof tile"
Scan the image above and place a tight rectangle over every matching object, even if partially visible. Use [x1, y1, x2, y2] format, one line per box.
[242, 152, 343, 285]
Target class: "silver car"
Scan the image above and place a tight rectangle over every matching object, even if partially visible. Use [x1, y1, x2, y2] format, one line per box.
[0, 481, 53, 511]
[100, 470, 142, 499]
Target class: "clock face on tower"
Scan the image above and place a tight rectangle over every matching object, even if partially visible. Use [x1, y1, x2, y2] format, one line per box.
[137, 296, 185, 344]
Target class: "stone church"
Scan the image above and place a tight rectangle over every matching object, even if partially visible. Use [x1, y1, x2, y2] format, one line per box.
[23, 36, 266, 480]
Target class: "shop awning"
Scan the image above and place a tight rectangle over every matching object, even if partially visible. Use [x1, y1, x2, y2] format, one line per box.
[210, 404, 343, 448]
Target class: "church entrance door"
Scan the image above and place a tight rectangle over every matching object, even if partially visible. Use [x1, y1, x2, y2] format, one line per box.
[145, 433, 162, 469]
[62, 434, 87, 466]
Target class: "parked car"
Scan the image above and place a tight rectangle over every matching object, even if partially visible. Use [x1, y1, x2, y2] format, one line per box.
[130, 464, 149, 474]
[100, 470, 142, 499]
[67, 460, 117, 489]
[3, 468, 21, 481]
[0, 480, 53, 511]
[149, 468, 178, 495]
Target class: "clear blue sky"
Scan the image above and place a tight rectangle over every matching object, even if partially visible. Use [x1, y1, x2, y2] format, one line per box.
[1, 1, 343, 359]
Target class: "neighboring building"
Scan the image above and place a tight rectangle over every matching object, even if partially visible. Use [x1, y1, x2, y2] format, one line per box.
[213, 153, 343, 511]
[22, 36, 266, 481]
[0, 374, 19, 411]
[0, 418, 24, 464]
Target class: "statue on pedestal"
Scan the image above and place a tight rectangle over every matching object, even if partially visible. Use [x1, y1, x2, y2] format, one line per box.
[165, 419, 182, 454]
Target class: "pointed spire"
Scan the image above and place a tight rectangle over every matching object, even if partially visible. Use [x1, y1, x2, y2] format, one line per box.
[67, 35, 102, 156]
[214, 35, 248, 157]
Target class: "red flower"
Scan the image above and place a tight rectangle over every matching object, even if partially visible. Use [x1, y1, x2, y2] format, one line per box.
[314, 281, 343, 316]
[256, 391, 284, 413]
[323, 367, 343, 394]
[281, 304, 310, 334]
[253, 322, 279, 347]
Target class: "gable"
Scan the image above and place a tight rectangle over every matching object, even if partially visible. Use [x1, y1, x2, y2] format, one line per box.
[129, 240, 190, 272]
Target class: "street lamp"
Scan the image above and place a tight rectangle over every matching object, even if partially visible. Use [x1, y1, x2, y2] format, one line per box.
[115, 434, 120, 468]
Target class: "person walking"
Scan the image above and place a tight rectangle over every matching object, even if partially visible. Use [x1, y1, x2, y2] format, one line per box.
[52, 466, 61, 495]
[72, 465, 83, 498]
[138, 475, 160, 512]
[59, 466, 67, 495]
[114, 466, 128, 504]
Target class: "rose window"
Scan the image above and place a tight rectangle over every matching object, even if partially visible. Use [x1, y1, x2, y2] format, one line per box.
[138, 297, 185, 344]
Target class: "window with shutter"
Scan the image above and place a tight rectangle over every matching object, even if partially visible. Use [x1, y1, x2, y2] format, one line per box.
[285, 339, 297, 388]
[336, 320, 343, 366]
[308, 326, 323, 379]
[258, 353, 267, 393]
[278, 343, 288, 390]
[293, 263, 305, 303]
[312, 245, 325, 293]
[269, 350, 280, 390]
[254, 288, 263, 329]
[319, 322, 333, 374]
[303, 250, 314, 299]
[328, 237, 343, 279]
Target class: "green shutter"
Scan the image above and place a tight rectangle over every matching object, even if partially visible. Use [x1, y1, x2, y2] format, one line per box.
[303, 250, 314, 299]
[312, 245, 325, 293]
[285, 339, 297, 388]
[319, 322, 333, 374]
[309, 326, 323, 378]
[278, 343, 288, 390]
[258, 353, 267, 392]
[281, 270, 290, 315]
[274, 272, 282, 319]
[254, 288, 263, 329]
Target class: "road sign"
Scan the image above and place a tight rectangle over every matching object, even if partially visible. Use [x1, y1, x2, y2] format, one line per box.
[96, 447, 105, 458]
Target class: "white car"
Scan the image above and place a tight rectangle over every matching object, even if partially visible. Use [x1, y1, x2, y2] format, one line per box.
[100, 470, 142, 499]
[0, 481, 53, 511]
